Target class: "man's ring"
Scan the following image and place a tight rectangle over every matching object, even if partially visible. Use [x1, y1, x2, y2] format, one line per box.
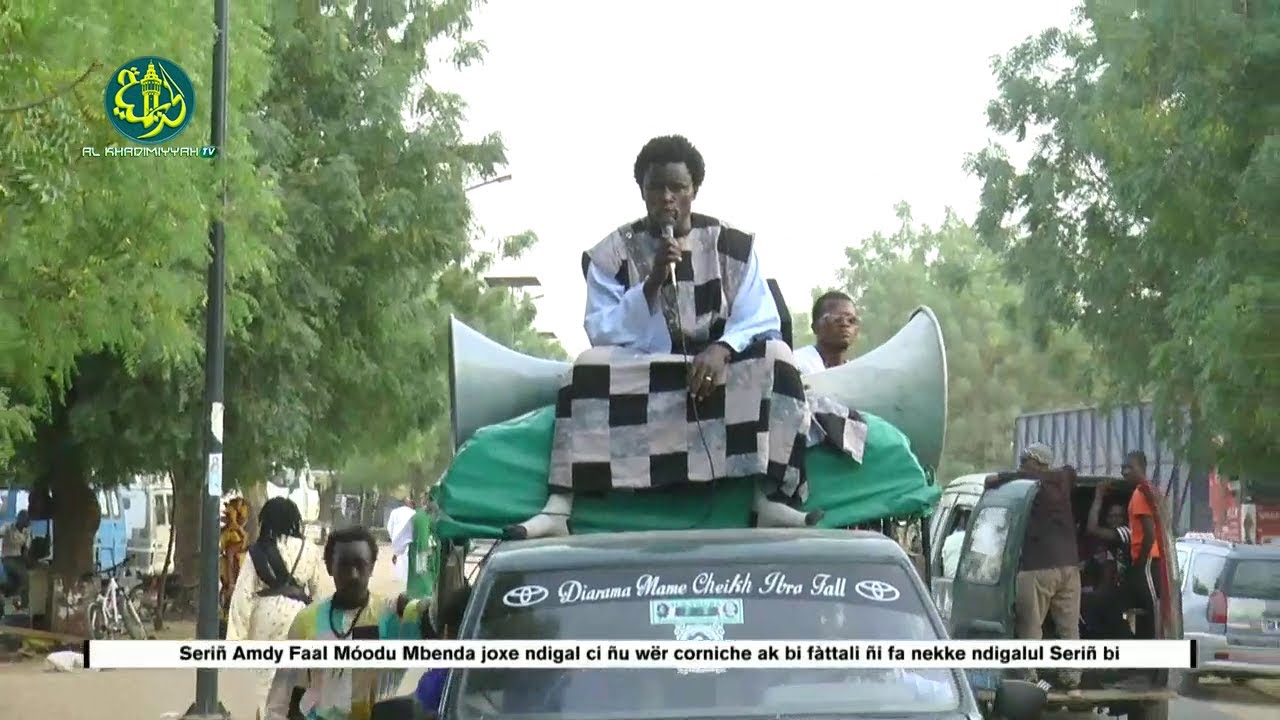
[703, 374, 712, 381]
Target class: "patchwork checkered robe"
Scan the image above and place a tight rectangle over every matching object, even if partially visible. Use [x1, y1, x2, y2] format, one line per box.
[552, 213, 868, 499]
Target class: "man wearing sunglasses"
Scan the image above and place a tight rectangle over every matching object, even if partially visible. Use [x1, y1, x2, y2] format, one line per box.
[795, 291, 860, 375]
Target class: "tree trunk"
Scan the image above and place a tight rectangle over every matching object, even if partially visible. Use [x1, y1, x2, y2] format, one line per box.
[318, 479, 336, 524]
[242, 481, 269, 544]
[171, 464, 203, 583]
[154, 504, 177, 630]
[49, 470, 99, 583]
[30, 392, 99, 582]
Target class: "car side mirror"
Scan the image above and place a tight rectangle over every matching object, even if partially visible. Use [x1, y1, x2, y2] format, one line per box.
[370, 696, 434, 720]
[968, 619, 1006, 636]
[994, 679, 1047, 720]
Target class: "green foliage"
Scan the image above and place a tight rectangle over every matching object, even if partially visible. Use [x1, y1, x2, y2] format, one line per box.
[0, 0, 567, 577]
[212, 0, 565, 487]
[0, 0, 280, 479]
[968, 0, 1280, 487]
[790, 310, 816, 350]
[838, 204, 1096, 479]
[337, 241, 568, 492]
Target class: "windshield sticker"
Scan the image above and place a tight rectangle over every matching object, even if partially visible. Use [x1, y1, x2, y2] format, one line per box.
[502, 585, 549, 607]
[552, 571, 853, 606]
[673, 622, 728, 675]
[649, 598, 743, 625]
[854, 579, 900, 602]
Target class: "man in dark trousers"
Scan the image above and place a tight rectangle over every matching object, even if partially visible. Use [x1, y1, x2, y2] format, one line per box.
[985, 443, 1081, 695]
[1117, 450, 1169, 688]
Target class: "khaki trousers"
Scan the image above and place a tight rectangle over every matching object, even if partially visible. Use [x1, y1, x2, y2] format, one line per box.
[1015, 565, 1081, 685]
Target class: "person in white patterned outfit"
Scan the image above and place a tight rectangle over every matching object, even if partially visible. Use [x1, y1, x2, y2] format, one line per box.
[507, 135, 870, 541]
[227, 497, 332, 720]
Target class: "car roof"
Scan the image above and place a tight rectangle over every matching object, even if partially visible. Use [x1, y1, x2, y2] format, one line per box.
[945, 474, 990, 493]
[1174, 537, 1280, 558]
[483, 528, 912, 574]
[1226, 543, 1280, 560]
[1176, 535, 1234, 552]
[946, 472, 1121, 494]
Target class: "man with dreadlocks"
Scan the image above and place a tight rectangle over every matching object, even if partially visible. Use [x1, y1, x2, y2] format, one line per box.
[507, 135, 868, 540]
[228, 497, 330, 720]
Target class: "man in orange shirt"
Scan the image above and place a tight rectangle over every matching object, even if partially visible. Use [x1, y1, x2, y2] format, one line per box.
[1122, 451, 1166, 647]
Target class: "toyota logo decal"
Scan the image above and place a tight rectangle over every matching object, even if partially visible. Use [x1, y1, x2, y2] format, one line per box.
[854, 580, 900, 602]
[502, 585, 549, 607]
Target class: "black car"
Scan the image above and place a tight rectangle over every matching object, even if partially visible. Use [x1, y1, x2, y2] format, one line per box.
[374, 528, 1045, 720]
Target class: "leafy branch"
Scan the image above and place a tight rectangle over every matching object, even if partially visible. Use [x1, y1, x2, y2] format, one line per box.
[0, 62, 102, 113]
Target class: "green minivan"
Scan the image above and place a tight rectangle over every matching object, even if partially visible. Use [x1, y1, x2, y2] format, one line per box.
[929, 473, 1183, 720]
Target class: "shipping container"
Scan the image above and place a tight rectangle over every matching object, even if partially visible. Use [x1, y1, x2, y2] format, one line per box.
[1013, 403, 1211, 534]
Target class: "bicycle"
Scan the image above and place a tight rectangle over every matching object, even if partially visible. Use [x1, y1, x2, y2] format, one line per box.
[85, 556, 148, 639]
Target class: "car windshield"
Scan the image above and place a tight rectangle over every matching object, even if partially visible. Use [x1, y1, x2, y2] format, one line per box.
[451, 561, 961, 720]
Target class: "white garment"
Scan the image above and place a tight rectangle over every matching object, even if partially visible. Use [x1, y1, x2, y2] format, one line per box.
[0, 523, 30, 558]
[942, 529, 967, 579]
[583, 245, 780, 354]
[385, 506, 415, 586]
[793, 345, 827, 375]
[226, 535, 330, 720]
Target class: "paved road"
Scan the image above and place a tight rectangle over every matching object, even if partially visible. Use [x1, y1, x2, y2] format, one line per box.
[3, 665, 1275, 720]
[1, 541, 1275, 719]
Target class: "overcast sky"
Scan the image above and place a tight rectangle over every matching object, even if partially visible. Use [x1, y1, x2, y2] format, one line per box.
[434, 0, 1078, 353]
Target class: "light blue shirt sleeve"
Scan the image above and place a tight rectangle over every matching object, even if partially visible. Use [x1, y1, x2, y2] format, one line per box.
[584, 262, 661, 350]
[718, 250, 781, 353]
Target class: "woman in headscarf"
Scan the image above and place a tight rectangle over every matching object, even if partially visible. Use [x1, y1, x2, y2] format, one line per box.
[227, 497, 332, 720]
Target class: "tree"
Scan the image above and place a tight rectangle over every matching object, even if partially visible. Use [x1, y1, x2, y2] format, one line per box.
[968, 1, 1280, 489]
[837, 204, 1095, 479]
[790, 310, 816, 350]
[336, 236, 568, 493]
[2, 0, 556, 579]
[0, 2, 280, 575]
[155, 0, 543, 574]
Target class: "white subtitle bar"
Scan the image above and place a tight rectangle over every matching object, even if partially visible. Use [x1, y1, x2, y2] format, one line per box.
[86, 639, 1194, 670]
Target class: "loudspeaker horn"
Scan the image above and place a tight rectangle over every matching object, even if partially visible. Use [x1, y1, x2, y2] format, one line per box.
[449, 307, 948, 469]
[449, 315, 569, 449]
[802, 306, 948, 470]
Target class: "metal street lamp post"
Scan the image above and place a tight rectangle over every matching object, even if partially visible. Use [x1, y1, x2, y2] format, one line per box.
[184, 0, 231, 717]
[466, 173, 512, 192]
[484, 276, 542, 346]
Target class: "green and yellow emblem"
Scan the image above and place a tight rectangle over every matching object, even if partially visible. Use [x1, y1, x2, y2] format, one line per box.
[104, 57, 195, 145]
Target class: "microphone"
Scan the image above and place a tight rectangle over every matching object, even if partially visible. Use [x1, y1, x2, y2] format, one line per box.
[661, 222, 677, 283]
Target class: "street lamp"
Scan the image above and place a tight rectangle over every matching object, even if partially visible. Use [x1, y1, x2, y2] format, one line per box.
[466, 173, 512, 192]
[483, 275, 540, 289]
[483, 276, 541, 345]
[185, 0, 231, 718]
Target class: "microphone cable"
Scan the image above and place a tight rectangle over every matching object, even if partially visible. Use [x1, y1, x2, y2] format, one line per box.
[664, 226, 719, 530]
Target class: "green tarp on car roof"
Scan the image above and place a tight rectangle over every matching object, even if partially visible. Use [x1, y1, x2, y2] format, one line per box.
[435, 405, 939, 541]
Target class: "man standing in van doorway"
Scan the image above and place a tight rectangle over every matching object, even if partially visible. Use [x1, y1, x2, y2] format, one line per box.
[985, 443, 1082, 695]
